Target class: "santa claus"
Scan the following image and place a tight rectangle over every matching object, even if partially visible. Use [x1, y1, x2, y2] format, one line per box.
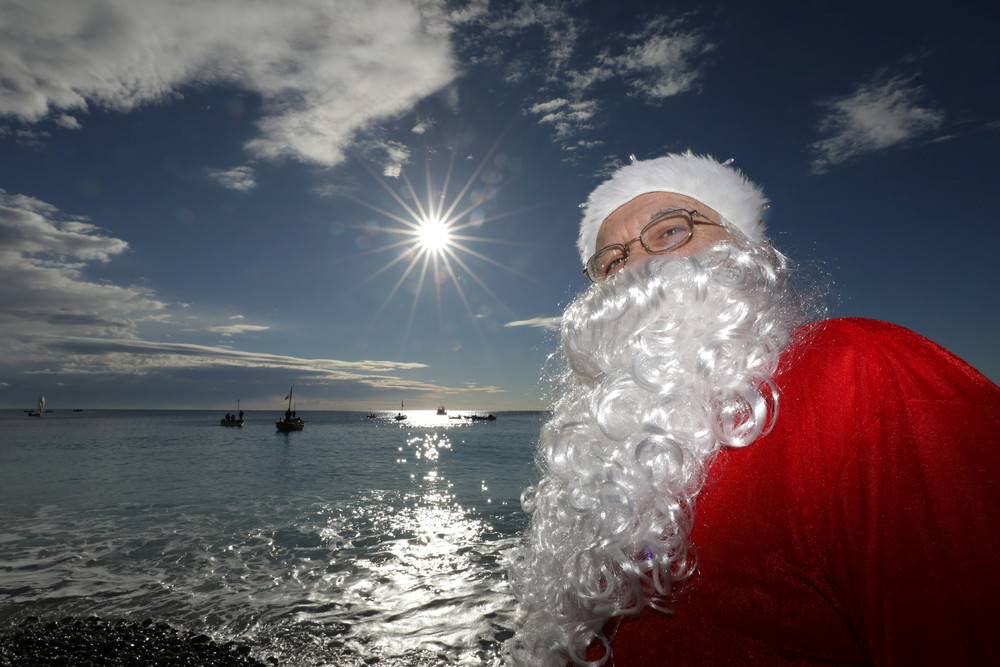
[506, 152, 1000, 666]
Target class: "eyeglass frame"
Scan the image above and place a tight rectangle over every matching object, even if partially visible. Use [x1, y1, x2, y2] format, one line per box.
[581, 208, 727, 281]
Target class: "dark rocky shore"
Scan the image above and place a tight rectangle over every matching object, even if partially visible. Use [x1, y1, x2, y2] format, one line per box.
[0, 616, 272, 667]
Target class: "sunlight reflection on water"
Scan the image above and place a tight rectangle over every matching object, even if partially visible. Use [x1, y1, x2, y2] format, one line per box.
[0, 410, 537, 666]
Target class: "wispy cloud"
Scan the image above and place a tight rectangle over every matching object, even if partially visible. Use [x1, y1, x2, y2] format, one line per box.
[208, 323, 270, 336]
[20, 335, 504, 405]
[810, 71, 946, 173]
[460, 7, 713, 151]
[597, 17, 714, 101]
[505, 316, 561, 331]
[205, 166, 257, 192]
[0, 0, 459, 167]
[38, 337, 429, 377]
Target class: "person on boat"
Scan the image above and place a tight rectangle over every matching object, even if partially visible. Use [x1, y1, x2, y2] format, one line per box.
[506, 151, 1000, 666]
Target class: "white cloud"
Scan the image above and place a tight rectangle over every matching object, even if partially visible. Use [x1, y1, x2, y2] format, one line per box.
[528, 98, 569, 115]
[505, 316, 560, 330]
[55, 114, 81, 129]
[41, 337, 429, 377]
[0, 190, 165, 343]
[205, 165, 257, 192]
[379, 141, 412, 178]
[0, 0, 459, 167]
[468, 8, 713, 150]
[209, 323, 270, 336]
[20, 335, 507, 402]
[533, 99, 599, 140]
[810, 72, 946, 173]
[601, 20, 715, 100]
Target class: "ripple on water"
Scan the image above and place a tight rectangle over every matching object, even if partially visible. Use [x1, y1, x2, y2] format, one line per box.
[1, 489, 521, 666]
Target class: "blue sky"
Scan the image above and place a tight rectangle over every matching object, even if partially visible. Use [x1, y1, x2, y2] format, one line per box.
[1, 0, 997, 411]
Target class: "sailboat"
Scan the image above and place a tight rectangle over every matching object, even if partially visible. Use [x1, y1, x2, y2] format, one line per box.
[27, 395, 45, 417]
[394, 399, 407, 421]
[220, 399, 245, 427]
[276, 387, 305, 431]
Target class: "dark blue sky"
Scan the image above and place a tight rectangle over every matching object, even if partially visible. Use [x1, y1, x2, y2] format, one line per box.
[1, 0, 997, 410]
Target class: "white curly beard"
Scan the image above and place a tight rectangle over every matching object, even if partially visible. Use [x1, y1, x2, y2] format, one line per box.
[506, 241, 813, 666]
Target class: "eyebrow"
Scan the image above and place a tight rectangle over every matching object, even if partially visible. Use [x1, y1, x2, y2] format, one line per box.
[649, 208, 688, 221]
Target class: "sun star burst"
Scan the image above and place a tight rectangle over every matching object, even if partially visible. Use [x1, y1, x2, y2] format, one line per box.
[416, 215, 451, 253]
[342, 144, 542, 344]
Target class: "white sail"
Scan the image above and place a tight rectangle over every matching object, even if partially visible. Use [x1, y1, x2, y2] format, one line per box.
[39, 396, 45, 413]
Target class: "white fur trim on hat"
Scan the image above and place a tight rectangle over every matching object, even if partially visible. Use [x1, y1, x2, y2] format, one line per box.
[577, 151, 768, 265]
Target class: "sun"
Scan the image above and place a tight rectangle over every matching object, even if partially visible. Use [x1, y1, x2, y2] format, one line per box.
[416, 215, 451, 253]
[342, 144, 542, 342]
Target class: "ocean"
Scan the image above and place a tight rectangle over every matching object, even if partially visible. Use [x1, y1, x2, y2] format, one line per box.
[0, 408, 546, 666]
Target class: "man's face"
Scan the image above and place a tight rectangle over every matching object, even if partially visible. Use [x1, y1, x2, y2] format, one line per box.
[594, 192, 734, 272]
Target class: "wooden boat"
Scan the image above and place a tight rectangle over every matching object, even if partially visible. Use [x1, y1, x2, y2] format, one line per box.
[276, 417, 305, 432]
[220, 399, 245, 427]
[276, 387, 306, 431]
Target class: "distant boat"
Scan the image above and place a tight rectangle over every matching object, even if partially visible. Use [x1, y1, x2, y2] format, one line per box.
[366, 412, 378, 419]
[27, 395, 44, 417]
[394, 399, 407, 421]
[470, 413, 497, 421]
[276, 387, 305, 432]
[436, 405, 447, 415]
[221, 399, 245, 427]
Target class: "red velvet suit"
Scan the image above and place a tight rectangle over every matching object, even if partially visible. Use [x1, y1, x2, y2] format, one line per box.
[598, 318, 1000, 665]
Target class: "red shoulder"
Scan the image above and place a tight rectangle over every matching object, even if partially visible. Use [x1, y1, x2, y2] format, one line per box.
[781, 317, 1000, 406]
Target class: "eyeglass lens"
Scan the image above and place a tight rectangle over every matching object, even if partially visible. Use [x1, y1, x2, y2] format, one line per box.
[587, 211, 695, 280]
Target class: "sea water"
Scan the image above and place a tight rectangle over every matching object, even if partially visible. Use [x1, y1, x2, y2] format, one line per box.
[0, 409, 545, 666]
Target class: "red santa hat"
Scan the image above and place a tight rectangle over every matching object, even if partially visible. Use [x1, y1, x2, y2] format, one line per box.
[577, 151, 769, 265]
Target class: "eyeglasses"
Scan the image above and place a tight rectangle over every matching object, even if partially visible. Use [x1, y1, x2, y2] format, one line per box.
[582, 209, 725, 282]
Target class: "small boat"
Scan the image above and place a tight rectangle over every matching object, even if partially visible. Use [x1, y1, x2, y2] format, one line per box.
[394, 399, 407, 421]
[221, 399, 245, 427]
[436, 405, 447, 415]
[276, 387, 305, 431]
[366, 413, 378, 419]
[27, 395, 45, 417]
[469, 413, 497, 421]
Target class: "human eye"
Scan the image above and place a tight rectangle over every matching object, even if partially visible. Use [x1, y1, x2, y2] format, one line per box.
[591, 246, 625, 279]
[604, 255, 626, 276]
[645, 215, 691, 250]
